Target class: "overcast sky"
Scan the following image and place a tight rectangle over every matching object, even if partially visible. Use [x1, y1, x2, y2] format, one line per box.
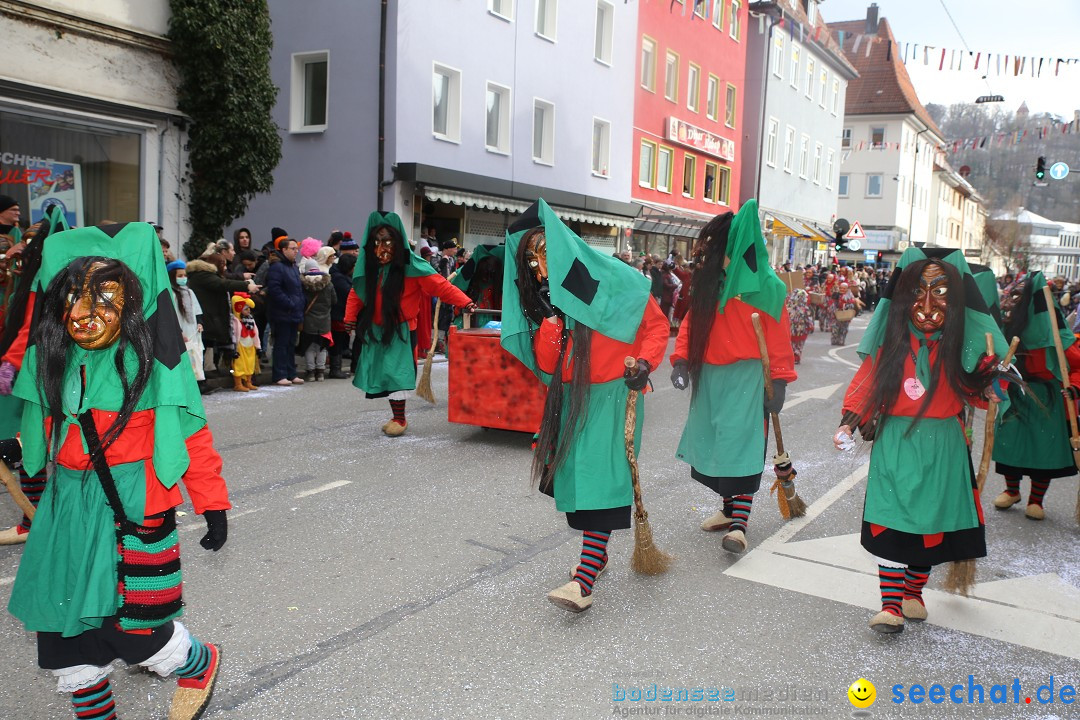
[822, 0, 1080, 120]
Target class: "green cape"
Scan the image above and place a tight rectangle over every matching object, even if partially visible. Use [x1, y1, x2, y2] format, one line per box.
[858, 247, 1008, 371]
[350, 211, 435, 302]
[718, 199, 786, 321]
[1010, 271, 1075, 383]
[969, 263, 1001, 327]
[12, 223, 206, 486]
[451, 244, 505, 292]
[500, 199, 649, 375]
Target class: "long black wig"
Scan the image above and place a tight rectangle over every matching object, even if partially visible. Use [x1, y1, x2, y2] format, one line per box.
[35, 257, 153, 461]
[686, 212, 734, 390]
[515, 229, 593, 491]
[356, 224, 408, 346]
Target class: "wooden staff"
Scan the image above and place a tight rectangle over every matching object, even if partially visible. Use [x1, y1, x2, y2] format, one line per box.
[415, 271, 457, 404]
[623, 356, 673, 575]
[976, 334, 1020, 491]
[0, 459, 35, 521]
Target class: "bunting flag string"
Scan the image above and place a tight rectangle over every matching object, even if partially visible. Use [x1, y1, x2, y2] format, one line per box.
[943, 119, 1080, 154]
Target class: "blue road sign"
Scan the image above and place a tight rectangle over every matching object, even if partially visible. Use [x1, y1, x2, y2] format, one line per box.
[1049, 162, 1070, 180]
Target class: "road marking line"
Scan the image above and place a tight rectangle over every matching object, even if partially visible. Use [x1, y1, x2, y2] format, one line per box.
[827, 343, 861, 370]
[783, 383, 843, 410]
[179, 507, 264, 532]
[294, 480, 352, 499]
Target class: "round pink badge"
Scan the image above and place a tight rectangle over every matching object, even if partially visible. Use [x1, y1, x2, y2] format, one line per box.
[904, 377, 925, 400]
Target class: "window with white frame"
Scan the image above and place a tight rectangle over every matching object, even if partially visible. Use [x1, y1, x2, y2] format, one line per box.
[771, 31, 784, 77]
[825, 149, 834, 189]
[532, 99, 555, 164]
[432, 63, 461, 141]
[841, 127, 851, 148]
[704, 162, 718, 201]
[766, 118, 778, 167]
[706, 75, 720, 120]
[831, 77, 840, 115]
[712, 0, 724, 29]
[489, 0, 513, 21]
[682, 153, 696, 197]
[725, 84, 737, 128]
[592, 118, 610, 176]
[641, 37, 656, 91]
[818, 68, 827, 107]
[594, 1, 614, 64]
[687, 64, 701, 112]
[867, 174, 883, 197]
[804, 58, 815, 98]
[290, 51, 329, 132]
[535, 0, 556, 40]
[485, 82, 511, 154]
[871, 126, 885, 147]
[783, 125, 795, 172]
[729, 0, 741, 40]
[838, 174, 849, 197]
[799, 134, 809, 178]
[657, 146, 673, 192]
[664, 51, 679, 102]
[789, 44, 801, 88]
[813, 142, 823, 184]
[639, 140, 656, 187]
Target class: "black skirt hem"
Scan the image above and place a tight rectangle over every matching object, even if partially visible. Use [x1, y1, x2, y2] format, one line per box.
[37, 618, 177, 670]
[565, 506, 632, 532]
[691, 467, 762, 496]
[993, 462, 1076, 480]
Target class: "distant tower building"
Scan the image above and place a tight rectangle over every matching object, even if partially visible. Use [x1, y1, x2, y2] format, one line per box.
[1016, 101, 1030, 118]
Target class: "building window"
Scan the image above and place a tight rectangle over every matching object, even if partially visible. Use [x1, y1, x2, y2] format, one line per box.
[693, 0, 706, 18]
[783, 125, 795, 173]
[657, 146, 673, 193]
[532, 99, 555, 164]
[766, 118, 779, 167]
[825, 149, 834, 189]
[789, 44, 801, 88]
[841, 127, 851, 149]
[594, 1, 614, 65]
[729, 0, 741, 40]
[812, 142, 823, 184]
[706, 75, 720, 121]
[771, 31, 785, 77]
[485, 82, 511, 154]
[818, 68, 827, 108]
[535, 0, 557, 40]
[704, 162, 718, 202]
[592, 118, 610, 176]
[290, 52, 329, 132]
[804, 58, 815, 98]
[867, 174, 883, 197]
[641, 37, 656, 91]
[871, 126, 885, 147]
[682, 153, 696, 197]
[799, 134, 809, 178]
[717, 165, 730, 204]
[687, 64, 701, 112]
[838, 173, 849, 197]
[432, 63, 461, 142]
[664, 51, 679, 102]
[832, 78, 840, 115]
[639, 139, 657, 187]
[725, 84, 737, 128]
[489, 0, 514, 21]
[712, 0, 724, 29]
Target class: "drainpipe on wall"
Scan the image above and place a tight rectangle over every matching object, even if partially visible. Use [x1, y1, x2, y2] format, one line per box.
[377, 0, 388, 212]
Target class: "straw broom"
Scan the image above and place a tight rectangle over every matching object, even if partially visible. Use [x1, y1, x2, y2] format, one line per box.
[415, 271, 457, 404]
[0, 459, 35, 521]
[1041, 284, 1080, 526]
[624, 357, 673, 574]
[946, 333, 1020, 596]
[750, 313, 807, 519]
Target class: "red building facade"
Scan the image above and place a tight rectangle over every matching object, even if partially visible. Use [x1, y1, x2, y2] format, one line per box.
[633, 0, 747, 253]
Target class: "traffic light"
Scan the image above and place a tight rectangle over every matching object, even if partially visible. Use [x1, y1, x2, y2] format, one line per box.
[1036, 156, 1047, 180]
[876, 251, 883, 264]
[835, 236, 848, 252]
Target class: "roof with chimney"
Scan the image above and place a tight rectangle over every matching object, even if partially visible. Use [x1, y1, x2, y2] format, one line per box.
[829, 10, 944, 140]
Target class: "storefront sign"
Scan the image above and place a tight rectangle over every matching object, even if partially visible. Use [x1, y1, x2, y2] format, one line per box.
[666, 118, 735, 161]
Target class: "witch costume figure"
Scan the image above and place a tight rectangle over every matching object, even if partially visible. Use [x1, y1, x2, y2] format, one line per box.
[6, 222, 230, 719]
[501, 200, 668, 613]
[991, 271, 1080, 521]
[344, 211, 475, 436]
[670, 200, 796, 555]
[834, 247, 1006, 634]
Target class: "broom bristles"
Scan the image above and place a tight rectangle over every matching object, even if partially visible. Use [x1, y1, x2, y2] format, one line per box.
[943, 559, 977, 596]
[630, 511, 674, 575]
[415, 350, 436, 404]
[770, 477, 792, 520]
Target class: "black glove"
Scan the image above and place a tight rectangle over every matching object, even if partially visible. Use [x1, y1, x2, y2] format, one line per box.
[624, 358, 651, 391]
[764, 379, 787, 415]
[0, 437, 22, 468]
[518, 277, 558, 325]
[537, 280, 556, 318]
[200, 509, 228, 551]
[671, 360, 689, 391]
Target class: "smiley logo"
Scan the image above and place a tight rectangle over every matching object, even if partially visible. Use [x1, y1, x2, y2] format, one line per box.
[848, 678, 876, 708]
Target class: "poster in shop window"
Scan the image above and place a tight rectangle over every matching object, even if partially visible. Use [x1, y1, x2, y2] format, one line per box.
[28, 161, 83, 228]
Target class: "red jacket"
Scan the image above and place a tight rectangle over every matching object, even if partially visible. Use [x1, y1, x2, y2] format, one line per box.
[1, 292, 34, 368]
[344, 274, 471, 331]
[671, 298, 797, 383]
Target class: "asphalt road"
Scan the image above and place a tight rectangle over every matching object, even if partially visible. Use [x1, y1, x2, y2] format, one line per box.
[1, 312, 1077, 720]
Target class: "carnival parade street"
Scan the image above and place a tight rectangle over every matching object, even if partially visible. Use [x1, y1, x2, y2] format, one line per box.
[1, 313, 1075, 719]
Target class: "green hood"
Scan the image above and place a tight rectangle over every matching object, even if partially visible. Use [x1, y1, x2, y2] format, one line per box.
[13, 222, 206, 485]
[351, 211, 435, 301]
[500, 199, 649, 375]
[718, 200, 786, 321]
[969, 263, 1001, 327]
[858, 246, 1008, 371]
[1010, 271, 1075, 382]
[451, 244, 505, 292]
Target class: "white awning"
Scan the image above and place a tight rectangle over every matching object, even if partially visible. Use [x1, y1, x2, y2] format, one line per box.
[423, 187, 635, 229]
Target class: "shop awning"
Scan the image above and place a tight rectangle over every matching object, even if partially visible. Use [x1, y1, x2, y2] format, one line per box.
[423, 187, 635, 229]
[632, 200, 712, 237]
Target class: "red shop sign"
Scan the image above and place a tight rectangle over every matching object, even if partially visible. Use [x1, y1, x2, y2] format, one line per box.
[665, 118, 735, 162]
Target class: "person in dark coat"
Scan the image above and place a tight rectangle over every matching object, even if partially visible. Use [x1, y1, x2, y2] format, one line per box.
[184, 253, 257, 377]
[265, 237, 306, 385]
[329, 253, 356, 378]
[299, 256, 336, 381]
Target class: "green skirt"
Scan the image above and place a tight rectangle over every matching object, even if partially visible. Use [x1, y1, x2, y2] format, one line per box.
[865, 416, 978, 535]
[353, 322, 415, 396]
[676, 360, 765, 478]
[0, 392, 23, 439]
[993, 379, 1075, 471]
[8, 462, 153, 637]
[549, 378, 641, 514]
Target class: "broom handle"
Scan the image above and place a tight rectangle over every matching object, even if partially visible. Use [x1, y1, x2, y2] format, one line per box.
[1042, 285, 1080, 458]
[976, 334, 1019, 490]
[0, 459, 35, 521]
[425, 270, 459, 355]
[750, 314, 784, 453]
[623, 356, 645, 516]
